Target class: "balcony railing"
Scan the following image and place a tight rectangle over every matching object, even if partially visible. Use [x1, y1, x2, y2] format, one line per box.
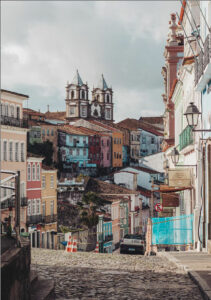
[0, 115, 28, 128]
[27, 214, 42, 224]
[1, 197, 28, 209]
[179, 126, 193, 151]
[104, 234, 113, 242]
[41, 214, 57, 223]
[195, 33, 211, 86]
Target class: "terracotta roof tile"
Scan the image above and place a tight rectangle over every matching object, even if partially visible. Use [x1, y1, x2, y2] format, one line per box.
[45, 111, 66, 120]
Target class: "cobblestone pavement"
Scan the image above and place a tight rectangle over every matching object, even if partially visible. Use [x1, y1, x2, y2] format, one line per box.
[31, 248, 203, 300]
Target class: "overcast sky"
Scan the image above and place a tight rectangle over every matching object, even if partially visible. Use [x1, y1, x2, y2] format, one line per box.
[1, 1, 181, 122]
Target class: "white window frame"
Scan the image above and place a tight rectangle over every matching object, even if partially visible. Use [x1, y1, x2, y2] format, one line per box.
[36, 199, 41, 214]
[15, 142, 19, 162]
[3, 140, 7, 161]
[21, 142, 24, 162]
[37, 163, 40, 181]
[50, 200, 54, 216]
[32, 199, 36, 215]
[50, 175, 54, 188]
[32, 163, 36, 181]
[28, 200, 31, 216]
[42, 176, 46, 189]
[9, 141, 13, 161]
[27, 163, 31, 181]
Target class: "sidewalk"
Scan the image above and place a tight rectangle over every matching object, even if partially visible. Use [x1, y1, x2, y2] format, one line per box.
[158, 251, 211, 300]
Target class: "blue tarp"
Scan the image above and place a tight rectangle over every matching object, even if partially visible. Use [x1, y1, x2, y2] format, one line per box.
[152, 214, 193, 245]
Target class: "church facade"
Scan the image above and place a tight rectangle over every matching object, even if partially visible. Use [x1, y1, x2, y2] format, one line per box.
[65, 71, 114, 122]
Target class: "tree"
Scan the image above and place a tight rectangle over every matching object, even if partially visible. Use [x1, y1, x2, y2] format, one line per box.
[78, 191, 105, 228]
[28, 141, 54, 166]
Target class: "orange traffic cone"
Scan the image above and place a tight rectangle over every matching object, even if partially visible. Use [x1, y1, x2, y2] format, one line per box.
[94, 241, 99, 253]
[66, 234, 72, 253]
[72, 238, 77, 253]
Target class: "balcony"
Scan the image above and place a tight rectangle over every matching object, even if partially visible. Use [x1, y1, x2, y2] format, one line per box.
[179, 126, 193, 151]
[195, 33, 211, 89]
[103, 234, 113, 242]
[27, 214, 42, 224]
[41, 214, 57, 223]
[1, 197, 28, 209]
[0, 115, 28, 128]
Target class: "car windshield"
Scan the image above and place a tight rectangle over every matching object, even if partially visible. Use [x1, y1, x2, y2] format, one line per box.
[124, 234, 144, 240]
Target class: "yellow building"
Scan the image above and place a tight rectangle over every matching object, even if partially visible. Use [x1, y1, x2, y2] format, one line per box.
[1, 89, 28, 233]
[40, 166, 57, 249]
[112, 131, 123, 168]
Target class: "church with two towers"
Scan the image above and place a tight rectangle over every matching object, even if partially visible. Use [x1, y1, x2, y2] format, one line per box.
[65, 71, 114, 122]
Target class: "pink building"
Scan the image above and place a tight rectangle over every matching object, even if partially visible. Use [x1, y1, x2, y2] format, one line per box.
[26, 154, 43, 238]
[100, 135, 111, 168]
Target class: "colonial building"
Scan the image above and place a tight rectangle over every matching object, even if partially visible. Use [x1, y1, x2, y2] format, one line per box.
[65, 71, 114, 122]
[1, 89, 28, 233]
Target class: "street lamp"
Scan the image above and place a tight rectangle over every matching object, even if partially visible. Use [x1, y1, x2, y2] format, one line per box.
[170, 147, 180, 166]
[184, 102, 201, 127]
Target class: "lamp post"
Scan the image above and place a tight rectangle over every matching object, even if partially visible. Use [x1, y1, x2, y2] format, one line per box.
[170, 147, 197, 175]
[184, 102, 211, 132]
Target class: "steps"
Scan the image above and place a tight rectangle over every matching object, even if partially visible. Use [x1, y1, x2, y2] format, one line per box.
[30, 270, 55, 300]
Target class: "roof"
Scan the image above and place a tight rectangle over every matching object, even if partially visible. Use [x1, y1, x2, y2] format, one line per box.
[125, 166, 161, 174]
[27, 152, 44, 159]
[96, 74, 108, 90]
[116, 119, 163, 136]
[76, 126, 110, 137]
[182, 55, 195, 66]
[85, 177, 138, 196]
[178, 0, 186, 25]
[1, 89, 29, 99]
[71, 70, 83, 86]
[137, 186, 151, 197]
[44, 111, 66, 120]
[88, 120, 122, 133]
[58, 124, 90, 136]
[23, 108, 45, 117]
[42, 165, 57, 171]
[139, 116, 163, 125]
[158, 185, 192, 193]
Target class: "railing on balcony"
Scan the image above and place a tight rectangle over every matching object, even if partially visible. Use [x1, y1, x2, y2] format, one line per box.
[195, 33, 211, 86]
[179, 126, 194, 151]
[104, 234, 113, 242]
[1, 197, 28, 209]
[0, 115, 28, 128]
[27, 214, 42, 224]
[41, 214, 57, 223]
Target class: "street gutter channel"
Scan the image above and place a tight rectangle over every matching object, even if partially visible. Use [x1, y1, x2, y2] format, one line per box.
[157, 252, 211, 300]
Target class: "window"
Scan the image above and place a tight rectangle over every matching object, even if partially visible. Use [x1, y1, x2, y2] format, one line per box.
[37, 164, 40, 180]
[142, 136, 146, 144]
[51, 129, 54, 136]
[36, 199, 41, 214]
[10, 105, 14, 117]
[106, 94, 110, 103]
[107, 140, 109, 146]
[76, 149, 80, 156]
[15, 142, 19, 162]
[70, 107, 75, 115]
[101, 140, 104, 146]
[21, 143, 24, 162]
[96, 153, 99, 160]
[90, 153, 92, 160]
[114, 152, 116, 159]
[32, 199, 36, 215]
[69, 149, 73, 155]
[16, 107, 20, 119]
[69, 136, 73, 144]
[50, 200, 54, 216]
[42, 176, 46, 188]
[3, 141, 7, 161]
[151, 137, 155, 144]
[114, 138, 116, 144]
[47, 129, 50, 136]
[71, 90, 74, 99]
[119, 153, 122, 159]
[27, 164, 31, 181]
[32, 164, 36, 180]
[5, 104, 8, 116]
[81, 90, 85, 99]
[42, 129, 45, 136]
[93, 154, 96, 160]
[96, 138, 99, 145]
[83, 137, 86, 145]
[81, 106, 86, 117]
[28, 200, 31, 216]
[105, 108, 111, 119]
[83, 149, 86, 156]
[119, 139, 122, 144]
[50, 175, 54, 188]
[42, 201, 46, 216]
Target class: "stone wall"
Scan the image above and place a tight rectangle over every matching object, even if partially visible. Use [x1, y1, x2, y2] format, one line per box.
[1, 237, 31, 300]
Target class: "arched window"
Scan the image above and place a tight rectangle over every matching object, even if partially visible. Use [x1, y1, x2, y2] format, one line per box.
[81, 90, 85, 99]
[96, 95, 100, 101]
[37, 163, 40, 180]
[71, 90, 74, 99]
[16, 107, 20, 120]
[106, 94, 110, 103]
[27, 164, 31, 181]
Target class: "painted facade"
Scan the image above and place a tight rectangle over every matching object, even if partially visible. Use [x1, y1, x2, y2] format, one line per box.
[0, 89, 28, 232]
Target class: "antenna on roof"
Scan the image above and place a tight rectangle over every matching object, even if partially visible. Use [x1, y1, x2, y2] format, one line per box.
[47, 105, 50, 112]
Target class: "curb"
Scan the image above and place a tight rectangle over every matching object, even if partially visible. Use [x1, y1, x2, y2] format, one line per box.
[157, 252, 211, 300]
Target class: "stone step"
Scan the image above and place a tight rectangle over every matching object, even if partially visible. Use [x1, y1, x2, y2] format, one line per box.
[30, 270, 38, 286]
[31, 279, 55, 300]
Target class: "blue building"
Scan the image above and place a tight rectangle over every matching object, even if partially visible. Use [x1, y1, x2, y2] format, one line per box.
[97, 215, 113, 253]
[58, 127, 96, 172]
[122, 145, 129, 166]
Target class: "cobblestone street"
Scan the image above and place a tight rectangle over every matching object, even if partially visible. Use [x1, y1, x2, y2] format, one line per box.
[31, 249, 203, 299]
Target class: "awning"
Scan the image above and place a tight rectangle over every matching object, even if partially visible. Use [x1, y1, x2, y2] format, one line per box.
[158, 185, 192, 193]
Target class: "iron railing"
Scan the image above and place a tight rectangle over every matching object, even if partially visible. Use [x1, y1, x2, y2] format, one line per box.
[1, 197, 28, 209]
[179, 126, 194, 151]
[41, 214, 57, 223]
[0, 115, 28, 128]
[27, 214, 42, 224]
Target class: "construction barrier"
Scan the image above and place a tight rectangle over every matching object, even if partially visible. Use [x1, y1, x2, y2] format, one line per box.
[94, 241, 99, 253]
[72, 238, 77, 253]
[66, 233, 73, 253]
